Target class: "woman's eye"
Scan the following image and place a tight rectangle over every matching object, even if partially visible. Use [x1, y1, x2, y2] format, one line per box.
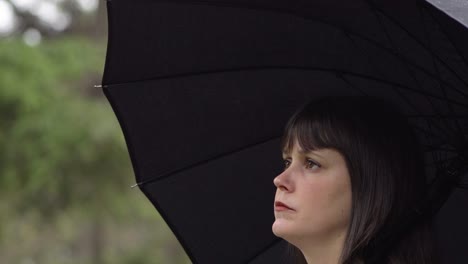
[282, 159, 320, 170]
[306, 159, 320, 170]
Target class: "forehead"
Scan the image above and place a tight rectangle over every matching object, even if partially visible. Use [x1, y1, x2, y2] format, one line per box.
[282, 144, 306, 155]
[282, 141, 326, 158]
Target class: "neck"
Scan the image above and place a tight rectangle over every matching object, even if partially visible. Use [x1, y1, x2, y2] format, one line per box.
[294, 231, 347, 264]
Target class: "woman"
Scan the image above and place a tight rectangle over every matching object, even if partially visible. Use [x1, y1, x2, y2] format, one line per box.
[272, 96, 439, 264]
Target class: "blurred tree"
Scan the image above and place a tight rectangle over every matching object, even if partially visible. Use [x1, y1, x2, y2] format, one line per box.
[0, 37, 122, 263]
[0, 35, 190, 264]
[0, 1, 191, 262]
[0, 37, 110, 208]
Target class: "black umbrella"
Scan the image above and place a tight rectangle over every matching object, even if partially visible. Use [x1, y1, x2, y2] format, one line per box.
[101, 0, 468, 263]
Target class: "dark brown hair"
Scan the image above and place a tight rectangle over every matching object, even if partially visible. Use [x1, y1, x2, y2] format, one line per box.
[280, 96, 439, 264]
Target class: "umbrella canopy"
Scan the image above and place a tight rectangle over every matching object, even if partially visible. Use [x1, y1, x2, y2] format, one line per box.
[101, 0, 468, 263]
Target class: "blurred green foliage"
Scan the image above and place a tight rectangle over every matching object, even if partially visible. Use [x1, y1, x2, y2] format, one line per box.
[1, 38, 115, 212]
[0, 37, 190, 264]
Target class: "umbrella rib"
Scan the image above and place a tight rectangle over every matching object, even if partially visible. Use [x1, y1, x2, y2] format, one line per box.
[105, 1, 468, 100]
[404, 8, 448, 170]
[133, 135, 282, 187]
[337, 20, 464, 145]
[426, 4, 468, 84]
[365, 0, 427, 93]
[381, 2, 462, 140]
[361, 1, 468, 95]
[346, 74, 454, 142]
[144, 0, 468, 99]
[334, 70, 468, 109]
[105, 66, 468, 110]
[339, 71, 467, 150]
[334, 72, 370, 97]
[332, 73, 457, 155]
[335, 9, 468, 99]
[419, 3, 466, 144]
[341, 19, 456, 141]
[334, 72, 458, 146]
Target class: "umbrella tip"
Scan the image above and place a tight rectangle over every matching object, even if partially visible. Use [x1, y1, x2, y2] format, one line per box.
[130, 182, 142, 188]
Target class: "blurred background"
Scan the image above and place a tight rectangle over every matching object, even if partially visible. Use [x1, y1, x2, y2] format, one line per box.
[0, 0, 191, 263]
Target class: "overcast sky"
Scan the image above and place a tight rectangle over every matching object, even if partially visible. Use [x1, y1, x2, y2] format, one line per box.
[0, 0, 98, 35]
[0, 0, 466, 41]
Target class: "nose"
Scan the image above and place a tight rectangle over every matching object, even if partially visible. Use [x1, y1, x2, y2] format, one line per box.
[273, 169, 293, 192]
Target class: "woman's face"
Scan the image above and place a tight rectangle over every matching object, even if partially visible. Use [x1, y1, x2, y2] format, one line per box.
[272, 140, 352, 244]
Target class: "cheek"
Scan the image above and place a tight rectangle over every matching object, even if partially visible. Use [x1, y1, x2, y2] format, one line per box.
[303, 182, 337, 212]
[301, 178, 352, 225]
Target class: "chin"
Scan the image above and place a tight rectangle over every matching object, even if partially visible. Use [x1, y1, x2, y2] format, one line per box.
[272, 219, 297, 239]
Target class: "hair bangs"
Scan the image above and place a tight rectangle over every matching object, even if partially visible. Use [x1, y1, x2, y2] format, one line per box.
[281, 109, 340, 155]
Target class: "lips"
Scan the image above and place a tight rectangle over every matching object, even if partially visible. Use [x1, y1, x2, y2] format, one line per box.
[274, 201, 294, 211]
